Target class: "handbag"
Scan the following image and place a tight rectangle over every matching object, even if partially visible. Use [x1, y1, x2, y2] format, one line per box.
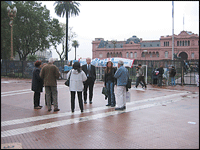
[64, 70, 72, 86]
[102, 87, 108, 97]
[126, 78, 132, 89]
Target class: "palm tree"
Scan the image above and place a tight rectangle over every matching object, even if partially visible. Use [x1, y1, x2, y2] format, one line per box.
[54, 1, 80, 61]
[72, 40, 79, 60]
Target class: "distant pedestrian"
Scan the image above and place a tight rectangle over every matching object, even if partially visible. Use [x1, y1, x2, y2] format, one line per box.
[104, 61, 116, 107]
[40, 58, 61, 112]
[169, 66, 176, 86]
[31, 60, 43, 109]
[114, 60, 129, 110]
[135, 64, 147, 89]
[157, 65, 164, 87]
[82, 57, 96, 104]
[66, 62, 87, 113]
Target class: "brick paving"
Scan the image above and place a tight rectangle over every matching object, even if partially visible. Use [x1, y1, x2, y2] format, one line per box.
[1, 77, 199, 149]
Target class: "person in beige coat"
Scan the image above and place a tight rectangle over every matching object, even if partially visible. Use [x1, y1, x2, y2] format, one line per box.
[66, 62, 87, 113]
[40, 58, 61, 112]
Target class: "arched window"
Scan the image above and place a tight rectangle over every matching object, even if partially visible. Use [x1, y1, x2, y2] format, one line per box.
[130, 52, 133, 58]
[180, 41, 182, 46]
[185, 41, 187, 46]
[177, 41, 179, 46]
[156, 52, 159, 57]
[119, 52, 122, 57]
[142, 52, 145, 57]
[149, 52, 152, 57]
[134, 52, 137, 58]
[182, 41, 184, 46]
[188, 40, 190, 46]
[126, 52, 129, 58]
[164, 42, 165, 46]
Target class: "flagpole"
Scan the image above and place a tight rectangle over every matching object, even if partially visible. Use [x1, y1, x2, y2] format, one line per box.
[172, 1, 174, 60]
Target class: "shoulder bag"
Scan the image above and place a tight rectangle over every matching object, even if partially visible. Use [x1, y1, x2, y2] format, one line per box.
[65, 70, 72, 86]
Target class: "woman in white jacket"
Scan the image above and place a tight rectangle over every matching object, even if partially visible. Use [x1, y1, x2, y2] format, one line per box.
[67, 62, 87, 113]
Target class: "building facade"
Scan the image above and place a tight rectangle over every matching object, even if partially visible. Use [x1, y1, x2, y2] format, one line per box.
[92, 31, 199, 60]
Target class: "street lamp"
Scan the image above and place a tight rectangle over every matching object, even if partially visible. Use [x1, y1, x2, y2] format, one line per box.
[111, 40, 117, 57]
[7, 6, 17, 60]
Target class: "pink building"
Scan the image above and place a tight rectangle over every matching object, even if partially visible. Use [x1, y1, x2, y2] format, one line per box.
[92, 31, 199, 60]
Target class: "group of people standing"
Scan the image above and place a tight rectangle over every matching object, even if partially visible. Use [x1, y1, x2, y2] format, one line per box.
[31, 57, 130, 113]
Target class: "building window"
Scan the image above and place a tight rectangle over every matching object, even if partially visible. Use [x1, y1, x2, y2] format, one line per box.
[134, 52, 137, 58]
[188, 40, 190, 46]
[126, 52, 129, 58]
[157, 44, 159, 46]
[143, 44, 145, 47]
[165, 51, 168, 58]
[164, 42, 165, 46]
[185, 41, 187, 46]
[177, 41, 179, 46]
[142, 52, 145, 57]
[191, 53, 194, 58]
[182, 41, 184, 46]
[119, 52, 122, 57]
[130, 52, 133, 58]
[150, 52, 152, 57]
[180, 41, 182, 46]
[150, 44, 152, 47]
[156, 52, 159, 57]
[99, 54, 103, 58]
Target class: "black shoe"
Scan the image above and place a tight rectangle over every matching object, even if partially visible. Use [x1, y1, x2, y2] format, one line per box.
[106, 104, 111, 106]
[81, 110, 83, 113]
[84, 101, 87, 104]
[89, 101, 92, 104]
[39, 105, 43, 108]
[111, 104, 115, 107]
[34, 106, 42, 109]
[48, 109, 52, 112]
[54, 108, 60, 112]
[72, 110, 74, 113]
[115, 107, 125, 111]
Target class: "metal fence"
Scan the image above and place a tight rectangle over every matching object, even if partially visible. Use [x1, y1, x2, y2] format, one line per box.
[1, 59, 199, 86]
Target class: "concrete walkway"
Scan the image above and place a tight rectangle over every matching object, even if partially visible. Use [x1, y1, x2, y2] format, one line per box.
[1, 77, 199, 149]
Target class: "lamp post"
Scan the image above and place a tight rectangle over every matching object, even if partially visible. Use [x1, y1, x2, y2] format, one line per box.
[7, 6, 17, 60]
[111, 40, 117, 57]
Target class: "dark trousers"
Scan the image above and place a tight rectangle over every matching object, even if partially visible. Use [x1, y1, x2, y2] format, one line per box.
[136, 76, 146, 88]
[83, 77, 94, 102]
[158, 75, 163, 86]
[71, 91, 83, 111]
[34, 92, 41, 107]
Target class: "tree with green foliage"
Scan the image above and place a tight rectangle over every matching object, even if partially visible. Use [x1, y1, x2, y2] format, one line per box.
[72, 40, 79, 60]
[54, 1, 80, 61]
[27, 55, 38, 61]
[1, 1, 65, 61]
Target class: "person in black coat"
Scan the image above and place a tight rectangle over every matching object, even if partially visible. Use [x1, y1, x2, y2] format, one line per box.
[82, 58, 96, 104]
[31, 60, 44, 109]
[156, 65, 164, 87]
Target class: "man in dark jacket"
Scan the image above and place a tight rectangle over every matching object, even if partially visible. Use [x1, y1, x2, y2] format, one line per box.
[31, 60, 43, 109]
[82, 57, 96, 104]
[157, 65, 164, 87]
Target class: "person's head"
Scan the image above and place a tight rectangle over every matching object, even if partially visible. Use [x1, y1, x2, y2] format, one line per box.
[118, 60, 124, 68]
[48, 58, 54, 64]
[160, 65, 163, 68]
[105, 61, 113, 73]
[172, 66, 175, 69]
[73, 62, 81, 73]
[86, 57, 91, 65]
[138, 64, 142, 68]
[34, 60, 42, 68]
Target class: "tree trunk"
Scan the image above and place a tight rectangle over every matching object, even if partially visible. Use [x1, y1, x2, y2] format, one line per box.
[65, 11, 68, 61]
[75, 47, 76, 60]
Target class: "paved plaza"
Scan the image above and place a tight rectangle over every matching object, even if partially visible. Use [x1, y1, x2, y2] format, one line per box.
[1, 77, 199, 149]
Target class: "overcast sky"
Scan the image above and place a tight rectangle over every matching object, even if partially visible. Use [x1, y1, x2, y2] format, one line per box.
[40, 1, 199, 60]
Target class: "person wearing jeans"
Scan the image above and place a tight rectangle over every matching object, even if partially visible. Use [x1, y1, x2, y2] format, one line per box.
[169, 66, 176, 86]
[104, 61, 116, 107]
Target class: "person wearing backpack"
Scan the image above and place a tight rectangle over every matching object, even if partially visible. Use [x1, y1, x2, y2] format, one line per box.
[169, 66, 176, 86]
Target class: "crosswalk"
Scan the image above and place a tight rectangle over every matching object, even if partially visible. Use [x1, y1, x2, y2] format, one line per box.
[1, 88, 192, 138]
